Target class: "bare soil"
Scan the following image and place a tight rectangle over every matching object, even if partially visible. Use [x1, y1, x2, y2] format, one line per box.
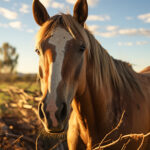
[0, 85, 67, 150]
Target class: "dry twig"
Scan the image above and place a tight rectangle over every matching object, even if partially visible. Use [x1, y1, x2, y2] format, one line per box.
[99, 111, 125, 147]
[0, 133, 35, 145]
[121, 139, 131, 150]
[92, 111, 125, 150]
[93, 110, 150, 150]
[4, 135, 23, 149]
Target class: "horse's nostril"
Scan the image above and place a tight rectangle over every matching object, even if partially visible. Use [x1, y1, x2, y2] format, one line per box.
[39, 103, 44, 119]
[60, 103, 67, 121]
[56, 102, 67, 122]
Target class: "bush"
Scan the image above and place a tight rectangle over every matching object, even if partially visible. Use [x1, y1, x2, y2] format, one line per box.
[0, 73, 37, 82]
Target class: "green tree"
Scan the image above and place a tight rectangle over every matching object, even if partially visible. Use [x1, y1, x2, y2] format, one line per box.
[0, 42, 19, 73]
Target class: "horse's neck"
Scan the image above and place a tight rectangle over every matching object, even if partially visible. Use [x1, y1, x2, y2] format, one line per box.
[73, 73, 113, 143]
[86, 78, 113, 128]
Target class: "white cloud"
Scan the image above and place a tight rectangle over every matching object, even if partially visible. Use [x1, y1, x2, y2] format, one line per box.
[87, 26, 150, 38]
[138, 13, 150, 23]
[118, 28, 150, 37]
[119, 28, 137, 35]
[88, 25, 100, 33]
[117, 41, 149, 46]
[19, 4, 30, 14]
[39, 0, 51, 8]
[3, 0, 10, 2]
[0, 7, 17, 20]
[51, 2, 64, 9]
[9, 21, 21, 29]
[26, 29, 34, 33]
[136, 41, 149, 45]
[97, 31, 117, 38]
[88, 25, 118, 38]
[88, 15, 110, 21]
[138, 28, 150, 36]
[106, 25, 118, 31]
[88, 0, 99, 7]
[40, 0, 64, 9]
[66, 0, 99, 7]
[66, 0, 74, 5]
[118, 42, 133, 46]
[126, 16, 133, 20]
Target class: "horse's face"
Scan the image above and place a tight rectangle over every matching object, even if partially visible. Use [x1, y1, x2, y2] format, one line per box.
[37, 26, 87, 132]
[33, 0, 88, 133]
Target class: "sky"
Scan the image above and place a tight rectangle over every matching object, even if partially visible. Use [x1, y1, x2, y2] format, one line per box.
[0, 0, 150, 73]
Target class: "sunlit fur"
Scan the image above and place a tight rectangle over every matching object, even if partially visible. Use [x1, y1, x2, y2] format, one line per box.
[36, 14, 142, 97]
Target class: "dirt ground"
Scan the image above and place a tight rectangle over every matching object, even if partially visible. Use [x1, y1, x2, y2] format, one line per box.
[0, 84, 67, 150]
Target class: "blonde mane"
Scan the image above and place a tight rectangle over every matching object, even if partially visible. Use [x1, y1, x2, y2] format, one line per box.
[36, 14, 142, 97]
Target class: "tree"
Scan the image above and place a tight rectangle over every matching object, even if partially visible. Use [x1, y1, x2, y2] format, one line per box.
[0, 42, 19, 73]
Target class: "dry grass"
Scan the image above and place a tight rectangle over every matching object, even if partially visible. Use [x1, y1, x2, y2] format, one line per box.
[0, 82, 65, 150]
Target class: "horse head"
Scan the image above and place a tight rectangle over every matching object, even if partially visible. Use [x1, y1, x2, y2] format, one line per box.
[32, 0, 89, 134]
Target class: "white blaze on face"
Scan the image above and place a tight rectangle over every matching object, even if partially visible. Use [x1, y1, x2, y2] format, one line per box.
[47, 27, 73, 104]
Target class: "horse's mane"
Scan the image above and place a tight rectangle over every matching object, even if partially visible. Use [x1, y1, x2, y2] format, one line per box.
[36, 13, 142, 97]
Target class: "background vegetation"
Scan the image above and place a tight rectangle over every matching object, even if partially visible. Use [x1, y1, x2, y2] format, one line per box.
[0, 42, 64, 149]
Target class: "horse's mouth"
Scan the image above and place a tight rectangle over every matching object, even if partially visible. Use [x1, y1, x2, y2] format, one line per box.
[49, 128, 65, 134]
[44, 125, 67, 139]
[42, 127, 67, 139]
[44, 106, 72, 136]
[44, 116, 68, 135]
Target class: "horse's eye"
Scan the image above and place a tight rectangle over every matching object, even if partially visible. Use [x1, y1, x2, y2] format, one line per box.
[80, 44, 86, 52]
[35, 49, 40, 55]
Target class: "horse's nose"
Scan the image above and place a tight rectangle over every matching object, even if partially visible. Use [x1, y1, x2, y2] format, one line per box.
[38, 100, 67, 129]
[56, 102, 67, 122]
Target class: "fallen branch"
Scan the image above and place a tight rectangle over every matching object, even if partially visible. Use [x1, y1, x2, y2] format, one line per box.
[32, 107, 39, 119]
[0, 132, 35, 145]
[0, 86, 39, 101]
[93, 110, 150, 150]
[97, 132, 150, 150]
[4, 135, 23, 149]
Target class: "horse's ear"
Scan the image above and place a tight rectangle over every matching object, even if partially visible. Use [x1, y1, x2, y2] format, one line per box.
[32, 0, 50, 26]
[73, 0, 88, 26]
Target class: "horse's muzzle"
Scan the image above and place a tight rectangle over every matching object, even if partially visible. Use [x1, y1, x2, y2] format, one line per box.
[38, 101, 68, 133]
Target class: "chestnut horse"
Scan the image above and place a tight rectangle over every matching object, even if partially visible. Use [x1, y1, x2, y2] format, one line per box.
[32, 0, 150, 149]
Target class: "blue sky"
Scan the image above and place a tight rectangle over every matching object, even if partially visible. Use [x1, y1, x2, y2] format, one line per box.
[0, 0, 150, 73]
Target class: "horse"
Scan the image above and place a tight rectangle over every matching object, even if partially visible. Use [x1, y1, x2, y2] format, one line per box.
[32, 0, 150, 149]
